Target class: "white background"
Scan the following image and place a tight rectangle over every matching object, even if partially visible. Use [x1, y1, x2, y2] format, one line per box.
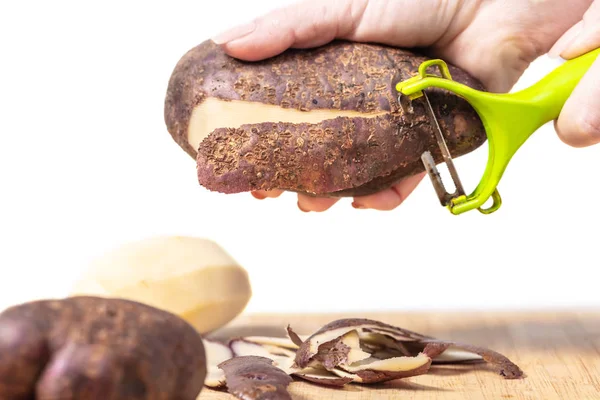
[1, 1, 599, 314]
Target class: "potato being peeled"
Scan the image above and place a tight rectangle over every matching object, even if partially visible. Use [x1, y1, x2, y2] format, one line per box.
[70, 236, 252, 335]
[164, 39, 487, 197]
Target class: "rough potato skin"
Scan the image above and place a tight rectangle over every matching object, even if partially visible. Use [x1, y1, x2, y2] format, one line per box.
[164, 39, 487, 196]
[218, 356, 292, 400]
[0, 296, 207, 400]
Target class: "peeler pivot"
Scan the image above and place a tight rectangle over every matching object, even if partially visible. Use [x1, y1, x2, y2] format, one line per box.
[396, 48, 600, 215]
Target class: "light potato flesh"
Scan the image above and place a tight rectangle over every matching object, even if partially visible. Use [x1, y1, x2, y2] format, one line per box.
[258, 344, 297, 358]
[307, 326, 359, 355]
[330, 367, 363, 383]
[294, 367, 355, 384]
[203, 340, 233, 388]
[358, 332, 410, 355]
[70, 236, 252, 334]
[187, 98, 388, 151]
[339, 330, 373, 364]
[431, 347, 483, 363]
[342, 353, 430, 373]
[242, 336, 305, 350]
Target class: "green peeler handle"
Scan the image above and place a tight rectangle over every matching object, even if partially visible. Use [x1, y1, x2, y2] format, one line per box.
[396, 47, 600, 215]
[514, 47, 600, 124]
[458, 47, 600, 215]
[457, 47, 600, 215]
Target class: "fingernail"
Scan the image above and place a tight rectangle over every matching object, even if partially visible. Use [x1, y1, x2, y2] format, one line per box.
[351, 202, 366, 209]
[212, 21, 256, 45]
[297, 202, 310, 212]
[549, 22, 583, 58]
[562, 29, 597, 59]
[251, 192, 266, 200]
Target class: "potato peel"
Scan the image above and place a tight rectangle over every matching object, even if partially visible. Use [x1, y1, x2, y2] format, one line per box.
[291, 368, 354, 387]
[203, 339, 233, 388]
[203, 317, 524, 398]
[286, 325, 304, 348]
[421, 340, 523, 379]
[336, 355, 433, 383]
[291, 318, 523, 380]
[228, 338, 353, 387]
[218, 356, 293, 400]
[293, 318, 426, 369]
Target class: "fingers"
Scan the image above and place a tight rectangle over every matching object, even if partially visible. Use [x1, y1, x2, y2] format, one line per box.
[552, 1, 600, 59]
[297, 194, 340, 212]
[252, 173, 424, 211]
[212, 0, 459, 61]
[551, 1, 600, 147]
[555, 56, 600, 147]
[548, 21, 585, 59]
[351, 172, 425, 211]
[251, 190, 340, 212]
[212, 0, 365, 61]
[251, 189, 283, 199]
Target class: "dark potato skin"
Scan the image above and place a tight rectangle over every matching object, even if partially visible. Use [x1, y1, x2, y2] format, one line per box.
[164, 39, 487, 197]
[0, 296, 207, 400]
[218, 356, 292, 400]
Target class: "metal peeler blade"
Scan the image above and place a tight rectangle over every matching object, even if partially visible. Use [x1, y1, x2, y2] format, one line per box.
[399, 88, 466, 207]
[420, 91, 466, 206]
[395, 60, 467, 209]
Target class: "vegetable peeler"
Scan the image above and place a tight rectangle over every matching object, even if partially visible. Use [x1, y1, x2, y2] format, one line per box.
[395, 48, 600, 215]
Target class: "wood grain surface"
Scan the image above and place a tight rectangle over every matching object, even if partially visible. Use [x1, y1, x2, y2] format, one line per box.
[199, 310, 600, 400]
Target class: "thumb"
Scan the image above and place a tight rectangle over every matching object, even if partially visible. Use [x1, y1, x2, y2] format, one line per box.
[210, 0, 366, 60]
[551, 1, 600, 147]
[210, 0, 457, 61]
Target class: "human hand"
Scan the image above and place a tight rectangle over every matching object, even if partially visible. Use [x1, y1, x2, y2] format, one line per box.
[549, 0, 600, 148]
[211, 0, 594, 212]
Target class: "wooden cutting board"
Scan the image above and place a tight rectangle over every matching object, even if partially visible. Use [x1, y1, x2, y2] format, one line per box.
[199, 310, 600, 400]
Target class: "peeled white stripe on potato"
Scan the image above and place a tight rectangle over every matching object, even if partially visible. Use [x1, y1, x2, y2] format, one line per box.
[70, 236, 252, 334]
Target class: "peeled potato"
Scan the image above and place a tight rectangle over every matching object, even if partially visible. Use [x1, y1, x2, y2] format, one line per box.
[70, 236, 252, 334]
